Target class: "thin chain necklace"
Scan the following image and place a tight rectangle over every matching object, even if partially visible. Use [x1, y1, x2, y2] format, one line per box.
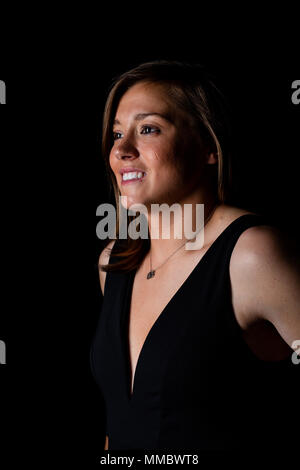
[146, 202, 219, 280]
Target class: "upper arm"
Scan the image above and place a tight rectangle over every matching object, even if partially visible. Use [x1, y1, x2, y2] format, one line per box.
[98, 240, 116, 296]
[230, 225, 300, 349]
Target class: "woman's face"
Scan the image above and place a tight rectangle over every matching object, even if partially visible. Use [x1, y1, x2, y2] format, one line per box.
[109, 81, 215, 209]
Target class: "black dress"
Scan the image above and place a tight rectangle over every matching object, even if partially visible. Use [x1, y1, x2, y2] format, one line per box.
[90, 214, 296, 451]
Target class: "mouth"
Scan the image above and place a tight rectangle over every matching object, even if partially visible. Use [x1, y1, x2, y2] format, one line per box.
[121, 170, 147, 185]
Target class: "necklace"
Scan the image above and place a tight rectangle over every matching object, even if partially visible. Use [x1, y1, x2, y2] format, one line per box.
[146, 202, 219, 280]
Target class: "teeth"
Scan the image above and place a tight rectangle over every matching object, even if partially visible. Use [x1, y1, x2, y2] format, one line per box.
[122, 171, 145, 181]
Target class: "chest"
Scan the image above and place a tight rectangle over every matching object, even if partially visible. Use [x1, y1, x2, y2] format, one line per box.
[127, 249, 212, 391]
[127, 253, 291, 392]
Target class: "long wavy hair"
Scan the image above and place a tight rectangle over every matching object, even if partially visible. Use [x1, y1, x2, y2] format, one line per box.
[98, 60, 233, 273]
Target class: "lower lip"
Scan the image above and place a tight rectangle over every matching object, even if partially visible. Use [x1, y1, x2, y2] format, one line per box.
[121, 174, 147, 185]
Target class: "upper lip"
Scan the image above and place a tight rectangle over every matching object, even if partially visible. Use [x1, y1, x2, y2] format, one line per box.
[119, 167, 147, 175]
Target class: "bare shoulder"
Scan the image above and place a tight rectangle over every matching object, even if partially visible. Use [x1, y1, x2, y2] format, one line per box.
[228, 219, 300, 358]
[98, 240, 116, 295]
[229, 222, 298, 325]
[217, 204, 284, 260]
[229, 224, 286, 285]
[230, 223, 292, 266]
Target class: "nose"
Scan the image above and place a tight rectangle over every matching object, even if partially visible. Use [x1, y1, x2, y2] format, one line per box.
[112, 136, 139, 161]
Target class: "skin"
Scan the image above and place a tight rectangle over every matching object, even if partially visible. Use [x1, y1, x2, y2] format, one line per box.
[100, 81, 300, 450]
[110, 81, 218, 256]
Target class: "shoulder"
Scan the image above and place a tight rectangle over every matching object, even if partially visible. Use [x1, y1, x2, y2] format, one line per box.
[213, 205, 283, 263]
[98, 240, 116, 295]
[229, 222, 300, 325]
[230, 223, 291, 268]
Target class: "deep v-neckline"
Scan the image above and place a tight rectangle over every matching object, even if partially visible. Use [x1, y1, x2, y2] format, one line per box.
[121, 214, 258, 402]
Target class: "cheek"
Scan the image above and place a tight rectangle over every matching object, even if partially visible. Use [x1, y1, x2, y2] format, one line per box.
[141, 135, 178, 165]
[173, 133, 206, 179]
[108, 153, 120, 187]
[144, 140, 187, 184]
[151, 153, 183, 187]
[149, 149, 180, 182]
[109, 152, 116, 171]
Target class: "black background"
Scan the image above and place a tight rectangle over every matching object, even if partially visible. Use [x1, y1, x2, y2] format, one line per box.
[1, 22, 299, 466]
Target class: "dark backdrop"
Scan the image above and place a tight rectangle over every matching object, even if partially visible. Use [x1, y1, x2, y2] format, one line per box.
[1, 30, 299, 467]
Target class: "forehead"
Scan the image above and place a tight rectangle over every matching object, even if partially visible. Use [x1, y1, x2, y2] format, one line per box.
[115, 82, 173, 117]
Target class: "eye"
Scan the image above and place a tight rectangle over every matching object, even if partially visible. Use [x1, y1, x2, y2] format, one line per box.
[140, 125, 160, 135]
[113, 131, 123, 141]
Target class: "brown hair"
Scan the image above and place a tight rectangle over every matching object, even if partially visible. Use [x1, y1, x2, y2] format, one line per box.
[99, 60, 232, 273]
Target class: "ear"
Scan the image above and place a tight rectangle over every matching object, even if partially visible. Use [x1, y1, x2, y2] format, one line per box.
[206, 151, 218, 165]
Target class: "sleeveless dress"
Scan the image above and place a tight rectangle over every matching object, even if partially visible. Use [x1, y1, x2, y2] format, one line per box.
[90, 214, 296, 451]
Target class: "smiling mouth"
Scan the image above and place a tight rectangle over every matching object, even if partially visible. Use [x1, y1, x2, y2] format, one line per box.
[121, 171, 147, 184]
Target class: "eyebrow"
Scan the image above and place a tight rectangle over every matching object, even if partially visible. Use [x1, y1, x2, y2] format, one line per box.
[113, 112, 173, 126]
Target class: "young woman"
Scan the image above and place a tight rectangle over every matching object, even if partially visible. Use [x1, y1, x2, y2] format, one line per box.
[91, 61, 300, 451]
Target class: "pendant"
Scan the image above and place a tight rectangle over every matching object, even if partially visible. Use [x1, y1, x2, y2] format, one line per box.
[147, 270, 156, 279]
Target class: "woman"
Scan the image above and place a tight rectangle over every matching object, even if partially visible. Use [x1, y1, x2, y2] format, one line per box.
[91, 61, 300, 451]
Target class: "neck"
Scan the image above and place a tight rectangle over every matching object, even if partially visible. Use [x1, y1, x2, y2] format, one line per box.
[146, 191, 220, 267]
